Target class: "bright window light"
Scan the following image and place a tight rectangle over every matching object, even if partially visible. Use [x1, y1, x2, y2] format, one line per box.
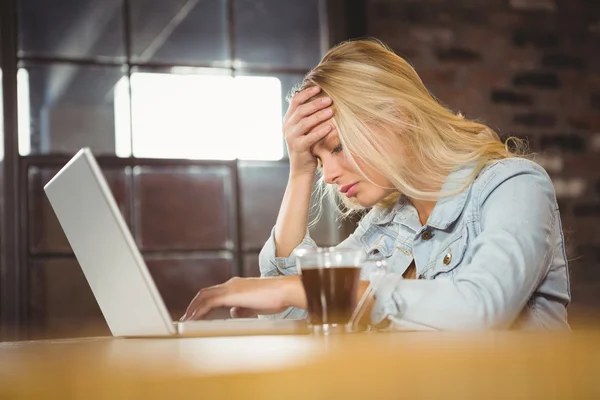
[115, 72, 284, 160]
[114, 76, 131, 158]
[0, 69, 3, 161]
[17, 68, 31, 156]
[0, 68, 32, 158]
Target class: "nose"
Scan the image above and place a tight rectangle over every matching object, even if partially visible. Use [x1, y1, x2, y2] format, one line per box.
[322, 158, 342, 184]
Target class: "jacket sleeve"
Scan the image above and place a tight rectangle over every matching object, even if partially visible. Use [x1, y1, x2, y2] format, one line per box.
[371, 162, 560, 330]
[258, 227, 318, 278]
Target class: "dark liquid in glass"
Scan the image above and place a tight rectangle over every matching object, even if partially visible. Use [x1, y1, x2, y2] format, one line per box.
[300, 266, 361, 325]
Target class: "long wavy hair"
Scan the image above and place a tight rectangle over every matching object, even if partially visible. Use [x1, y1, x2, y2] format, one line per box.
[289, 38, 527, 221]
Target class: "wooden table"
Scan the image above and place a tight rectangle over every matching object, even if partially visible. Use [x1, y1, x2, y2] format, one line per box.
[1, 331, 599, 399]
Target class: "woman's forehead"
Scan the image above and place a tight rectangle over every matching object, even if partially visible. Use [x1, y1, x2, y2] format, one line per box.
[311, 128, 338, 154]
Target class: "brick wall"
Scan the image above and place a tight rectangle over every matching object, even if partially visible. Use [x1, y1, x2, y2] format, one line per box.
[367, 0, 600, 327]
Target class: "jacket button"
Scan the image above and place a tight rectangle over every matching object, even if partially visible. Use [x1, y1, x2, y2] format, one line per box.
[443, 252, 452, 265]
[421, 229, 433, 240]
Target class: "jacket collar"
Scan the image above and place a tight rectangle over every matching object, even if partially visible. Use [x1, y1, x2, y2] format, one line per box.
[426, 163, 477, 230]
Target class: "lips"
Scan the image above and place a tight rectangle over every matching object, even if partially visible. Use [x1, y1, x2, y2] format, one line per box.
[339, 182, 359, 197]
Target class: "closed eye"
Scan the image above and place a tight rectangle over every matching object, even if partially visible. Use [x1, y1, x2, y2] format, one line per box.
[332, 143, 343, 154]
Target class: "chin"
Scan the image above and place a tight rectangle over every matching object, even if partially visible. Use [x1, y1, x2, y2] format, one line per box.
[354, 195, 380, 208]
[354, 189, 396, 208]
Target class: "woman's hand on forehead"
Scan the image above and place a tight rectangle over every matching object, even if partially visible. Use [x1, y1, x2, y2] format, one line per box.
[309, 122, 337, 153]
[282, 85, 335, 176]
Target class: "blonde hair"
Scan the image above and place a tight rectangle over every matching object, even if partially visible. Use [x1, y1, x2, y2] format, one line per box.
[290, 38, 528, 220]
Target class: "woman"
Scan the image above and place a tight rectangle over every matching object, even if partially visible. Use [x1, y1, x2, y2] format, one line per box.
[181, 39, 570, 330]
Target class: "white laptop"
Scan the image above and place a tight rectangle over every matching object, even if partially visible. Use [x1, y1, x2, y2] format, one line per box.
[44, 148, 307, 338]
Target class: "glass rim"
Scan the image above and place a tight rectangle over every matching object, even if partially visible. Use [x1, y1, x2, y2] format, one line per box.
[299, 264, 362, 270]
[293, 247, 364, 257]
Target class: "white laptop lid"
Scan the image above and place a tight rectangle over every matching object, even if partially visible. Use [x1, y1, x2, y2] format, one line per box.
[44, 148, 176, 337]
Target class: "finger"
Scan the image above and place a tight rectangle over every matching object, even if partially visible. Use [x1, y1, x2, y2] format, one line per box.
[181, 286, 224, 321]
[180, 291, 203, 321]
[292, 107, 333, 139]
[188, 303, 216, 320]
[302, 123, 333, 149]
[188, 294, 222, 321]
[288, 86, 321, 115]
[287, 97, 332, 126]
[230, 307, 258, 319]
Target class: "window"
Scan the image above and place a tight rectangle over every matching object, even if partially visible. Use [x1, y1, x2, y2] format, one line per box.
[115, 72, 283, 160]
[17, 68, 30, 155]
[16, 0, 321, 159]
[4, 68, 32, 156]
[0, 69, 3, 160]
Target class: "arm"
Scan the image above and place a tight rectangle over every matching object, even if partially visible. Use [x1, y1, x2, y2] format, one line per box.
[371, 163, 559, 330]
[258, 85, 334, 278]
[181, 210, 378, 321]
[257, 174, 318, 279]
[274, 173, 315, 257]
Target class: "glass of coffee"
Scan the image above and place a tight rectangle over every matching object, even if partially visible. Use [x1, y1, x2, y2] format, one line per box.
[294, 247, 366, 335]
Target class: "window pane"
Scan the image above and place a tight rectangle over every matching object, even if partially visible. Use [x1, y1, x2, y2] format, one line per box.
[0, 68, 3, 160]
[237, 72, 305, 159]
[129, 0, 228, 65]
[234, 0, 322, 69]
[20, 63, 128, 155]
[0, 27, 3, 159]
[18, 69, 31, 155]
[237, 71, 305, 116]
[0, 68, 33, 156]
[126, 71, 283, 160]
[18, 0, 125, 60]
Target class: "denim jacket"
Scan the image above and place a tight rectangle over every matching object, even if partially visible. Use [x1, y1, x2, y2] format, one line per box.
[259, 158, 571, 330]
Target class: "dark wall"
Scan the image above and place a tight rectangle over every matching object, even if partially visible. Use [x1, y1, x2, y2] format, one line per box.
[367, 0, 600, 325]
